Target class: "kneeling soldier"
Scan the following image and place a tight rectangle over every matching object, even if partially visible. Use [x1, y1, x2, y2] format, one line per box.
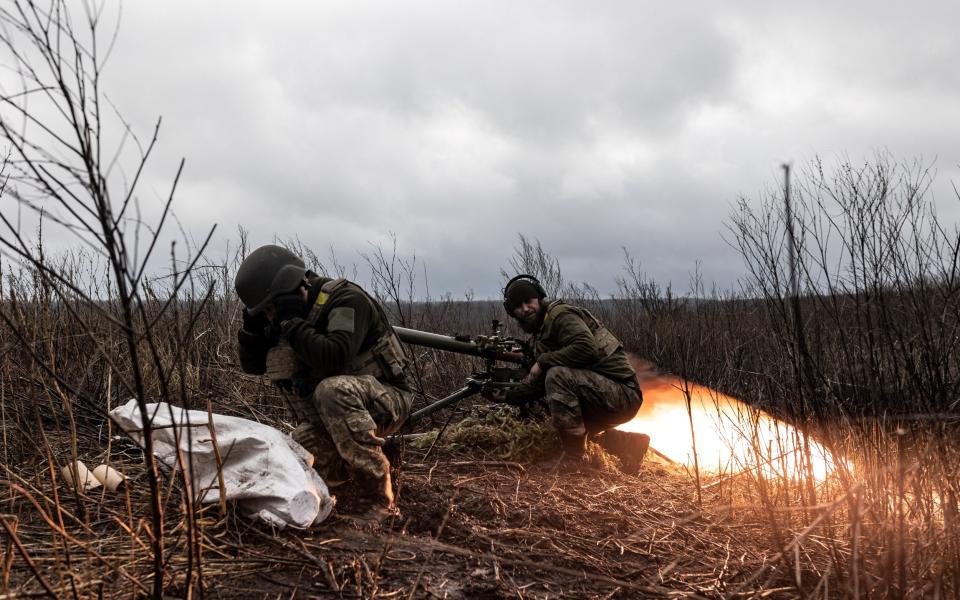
[235, 245, 412, 521]
[490, 275, 647, 470]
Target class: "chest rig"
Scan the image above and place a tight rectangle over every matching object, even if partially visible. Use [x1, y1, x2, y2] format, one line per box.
[265, 278, 409, 392]
[536, 300, 623, 359]
[304, 277, 409, 384]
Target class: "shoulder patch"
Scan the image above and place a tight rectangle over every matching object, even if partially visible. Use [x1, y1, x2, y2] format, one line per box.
[327, 306, 356, 333]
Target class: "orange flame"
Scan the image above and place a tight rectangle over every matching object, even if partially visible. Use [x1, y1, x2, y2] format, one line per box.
[618, 359, 846, 481]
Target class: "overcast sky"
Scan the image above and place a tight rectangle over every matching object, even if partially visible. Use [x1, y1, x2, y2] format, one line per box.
[8, 1, 960, 298]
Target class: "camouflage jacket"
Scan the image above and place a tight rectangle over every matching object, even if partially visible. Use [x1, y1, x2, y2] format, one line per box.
[238, 275, 408, 390]
[506, 300, 636, 405]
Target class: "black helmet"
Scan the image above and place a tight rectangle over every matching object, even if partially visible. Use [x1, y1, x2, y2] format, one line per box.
[234, 245, 307, 314]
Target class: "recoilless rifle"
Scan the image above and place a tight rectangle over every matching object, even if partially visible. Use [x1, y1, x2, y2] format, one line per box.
[394, 321, 653, 472]
[394, 320, 534, 426]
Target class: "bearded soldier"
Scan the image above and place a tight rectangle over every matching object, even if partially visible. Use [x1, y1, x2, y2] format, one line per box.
[235, 245, 412, 521]
[489, 275, 648, 469]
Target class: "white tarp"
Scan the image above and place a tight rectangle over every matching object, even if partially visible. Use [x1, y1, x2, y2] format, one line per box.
[110, 399, 334, 528]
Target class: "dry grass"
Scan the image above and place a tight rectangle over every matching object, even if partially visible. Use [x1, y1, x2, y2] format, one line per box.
[1, 242, 958, 597]
[4, 421, 848, 599]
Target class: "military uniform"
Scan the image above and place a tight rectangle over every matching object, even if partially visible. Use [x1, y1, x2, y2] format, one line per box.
[506, 300, 642, 438]
[239, 275, 412, 506]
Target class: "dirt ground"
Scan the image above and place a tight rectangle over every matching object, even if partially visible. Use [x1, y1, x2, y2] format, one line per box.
[4, 434, 806, 599]
[192, 444, 794, 599]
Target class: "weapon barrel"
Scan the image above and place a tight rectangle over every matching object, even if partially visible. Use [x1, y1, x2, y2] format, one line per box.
[394, 326, 525, 364]
[394, 327, 481, 356]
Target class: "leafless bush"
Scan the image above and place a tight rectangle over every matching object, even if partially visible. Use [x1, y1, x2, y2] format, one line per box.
[500, 234, 564, 297]
[625, 154, 960, 597]
[728, 155, 960, 420]
[0, 1, 227, 596]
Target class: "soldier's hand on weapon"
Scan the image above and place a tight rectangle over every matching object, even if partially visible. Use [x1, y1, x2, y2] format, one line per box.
[522, 362, 543, 384]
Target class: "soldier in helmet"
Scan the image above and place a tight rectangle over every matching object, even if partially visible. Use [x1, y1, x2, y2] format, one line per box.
[488, 275, 648, 470]
[235, 245, 413, 521]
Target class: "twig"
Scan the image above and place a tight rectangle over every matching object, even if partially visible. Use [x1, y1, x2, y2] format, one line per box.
[0, 515, 57, 598]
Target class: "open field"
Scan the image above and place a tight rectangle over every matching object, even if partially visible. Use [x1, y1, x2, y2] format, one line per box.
[1, 3, 958, 595]
[1, 234, 958, 597]
[1, 160, 958, 598]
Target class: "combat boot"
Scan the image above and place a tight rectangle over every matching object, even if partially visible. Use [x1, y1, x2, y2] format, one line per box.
[349, 472, 399, 526]
[292, 423, 350, 488]
[559, 431, 587, 459]
[597, 429, 650, 475]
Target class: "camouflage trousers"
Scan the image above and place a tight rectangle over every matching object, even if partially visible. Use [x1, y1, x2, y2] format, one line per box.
[544, 366, 642, 436]
[290, 375, 413, 492]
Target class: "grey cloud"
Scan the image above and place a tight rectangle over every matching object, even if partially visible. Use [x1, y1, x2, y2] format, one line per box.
[7, 1, 958, 299]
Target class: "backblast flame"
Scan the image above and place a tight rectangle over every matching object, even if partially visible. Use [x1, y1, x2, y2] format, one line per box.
[618, 359, 845, 481]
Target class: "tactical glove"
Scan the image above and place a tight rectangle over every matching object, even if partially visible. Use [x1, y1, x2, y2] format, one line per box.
[241, 307, 269, 335]
[274, 293, 307, 326]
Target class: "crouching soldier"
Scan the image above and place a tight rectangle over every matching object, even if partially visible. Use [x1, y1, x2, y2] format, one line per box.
[488, 275, 648, 471]
[235, 245, 412, 521]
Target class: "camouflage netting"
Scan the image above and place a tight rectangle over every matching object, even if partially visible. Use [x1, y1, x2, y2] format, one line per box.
[408, 406, 558, 461]
[408, 406, 624, 472]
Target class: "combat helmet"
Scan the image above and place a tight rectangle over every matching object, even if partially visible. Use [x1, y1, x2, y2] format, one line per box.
[235, 245, 307, 314]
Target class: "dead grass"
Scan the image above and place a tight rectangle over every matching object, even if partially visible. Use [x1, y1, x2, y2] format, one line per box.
[407, 405, 559, 463]
[4, 424, 828, 599]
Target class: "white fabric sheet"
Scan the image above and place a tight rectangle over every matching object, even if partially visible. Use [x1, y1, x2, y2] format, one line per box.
[110, 399, 334, 528]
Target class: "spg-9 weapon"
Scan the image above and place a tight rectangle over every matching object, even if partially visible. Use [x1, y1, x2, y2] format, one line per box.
[394, 320, 532, 425]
